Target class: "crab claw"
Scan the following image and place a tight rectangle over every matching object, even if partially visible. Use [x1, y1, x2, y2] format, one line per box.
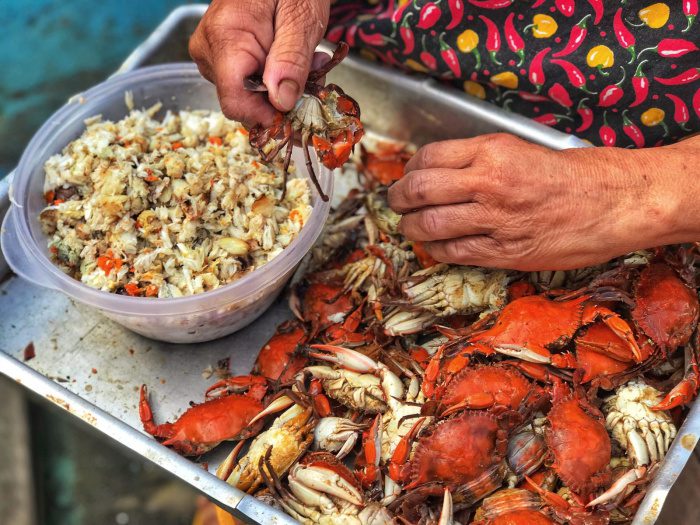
[313, 417, 366, 458]
[308, 344, 379, 373]
[248, 395, 295, 426]
[438, 489, 454, 525]
[586, 466, 647, 507]
[291, 463, 364, 506]
[653, 379, 698, 411]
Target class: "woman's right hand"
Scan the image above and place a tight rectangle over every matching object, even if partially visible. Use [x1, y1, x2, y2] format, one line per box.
[189, 0, 330, 127]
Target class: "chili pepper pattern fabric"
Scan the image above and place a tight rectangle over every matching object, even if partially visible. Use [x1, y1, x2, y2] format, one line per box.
[327, 0, 700, 147]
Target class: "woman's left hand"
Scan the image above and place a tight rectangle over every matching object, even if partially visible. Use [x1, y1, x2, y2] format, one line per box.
[388, 133, 698, 271]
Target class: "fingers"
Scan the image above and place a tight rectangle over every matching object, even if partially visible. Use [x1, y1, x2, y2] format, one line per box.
[189, 0, 277, 126]
[398, 203, 493, 242]
[423, 236, 507, 268]
[263, 0, 330, 111]
[403, 137, 488, 173]
[388, 167, 488, 214]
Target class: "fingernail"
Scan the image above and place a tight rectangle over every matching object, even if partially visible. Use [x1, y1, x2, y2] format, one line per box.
[277, 79, 300, 111]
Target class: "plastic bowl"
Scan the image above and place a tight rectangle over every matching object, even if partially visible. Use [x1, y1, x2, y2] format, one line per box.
[1, 64, 333, 343]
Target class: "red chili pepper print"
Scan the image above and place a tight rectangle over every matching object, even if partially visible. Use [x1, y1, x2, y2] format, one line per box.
[534, 113, 573, 126]
[417, 1, 442, 30]
[599, 112, 617, 147]
[586, 0, 603, 25]
[391, 0, 410, 24]
[553, 14, 590, 58]
[550, 58, 596, 94]
[504, 12, 525, 66]
[639, 39, 699, 59]
[576, 98, 593, 132]
[532, 0, 547, 7]
[613, 8, 636, 63]
[529, 47, 550, 93]
[446, 0, 464, 30]
[467, 0, 513, 8]
[597, 67, 626, 108]
[684, 0, 698, 32]
[548, 82, 573, 108]
[555, 0, 575, 18]
[479, 15, 502, 66]
[420, 35, 438, 70]
[655, 68, 700, 86]
[345, 24, 358, 47]
[630, 60, 649, 108]
[694, 88, 700, 119]
[326, 26, 345, 43]
[666, 94, 691, 131]
[359, 28, 394, 47]
[621, 111, 645, 148]
[439, 32, 462, 77]
[400, 13, 415, 55]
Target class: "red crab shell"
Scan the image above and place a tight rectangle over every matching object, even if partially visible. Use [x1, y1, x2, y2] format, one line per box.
[404, 411, 508, 502]
[572, 322, 640, 384]
[632, 263, 699, 353]
[299, 282, 356, 337]
[253, 321, 307, 383]
[545, 392, 611, 498]
[470, 295, 590, 357]
[474, 488, 555, 525]
[139, 384, 265, 456]
[436, 364, 537, 415]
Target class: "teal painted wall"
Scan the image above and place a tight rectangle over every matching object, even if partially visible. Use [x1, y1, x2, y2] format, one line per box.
[0, 0, 197, 176]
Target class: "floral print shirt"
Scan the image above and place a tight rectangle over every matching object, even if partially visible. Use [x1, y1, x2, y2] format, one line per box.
[327, 0, 700, 147]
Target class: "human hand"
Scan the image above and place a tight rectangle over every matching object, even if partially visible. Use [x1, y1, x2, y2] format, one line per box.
[189, 0, 330, 126]
[388, 134, 692, 271]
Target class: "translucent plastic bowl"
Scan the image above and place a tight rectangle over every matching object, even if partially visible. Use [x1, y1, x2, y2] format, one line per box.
[1, 64, 333, 343]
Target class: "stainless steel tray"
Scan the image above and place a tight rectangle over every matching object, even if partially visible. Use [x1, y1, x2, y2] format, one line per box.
[0, 5, 697, 524]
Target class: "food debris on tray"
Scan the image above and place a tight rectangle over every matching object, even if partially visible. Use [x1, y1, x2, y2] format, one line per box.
[137, 135, 700, 524]
[39, 104, 312, 298]
[23, 342, 36, 362]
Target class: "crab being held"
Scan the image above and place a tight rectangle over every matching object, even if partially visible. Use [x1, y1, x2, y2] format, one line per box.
[248, 42, 364, 202]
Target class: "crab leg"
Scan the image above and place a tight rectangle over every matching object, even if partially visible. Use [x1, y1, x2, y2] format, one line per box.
[356, 414, 382, 488]
[586, 466, 647, 507]
[387, 416, 426, 482]
[302, 130, 328, 202]
[248, 394, 296, 426]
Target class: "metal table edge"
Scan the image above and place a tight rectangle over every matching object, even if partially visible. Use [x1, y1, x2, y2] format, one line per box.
[0, 5, 696, 524]
[0, 351, 295, 525]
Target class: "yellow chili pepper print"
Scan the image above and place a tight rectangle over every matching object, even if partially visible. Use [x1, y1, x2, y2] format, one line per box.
[457, 30, 482, 70]
[490, 71, 519, 89]
[457, 29, 479, 52]
[586, 45, 615, 73]
[641, 108, 670, 136]
[464, 81, 486, 99]
[526, 14, 558, 39]
[638, 3, 670, 28]
[405, 59, 428, 73]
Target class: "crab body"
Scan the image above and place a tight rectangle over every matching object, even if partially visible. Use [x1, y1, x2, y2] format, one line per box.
[249, 43, 363, 202]
[138, 376, 266, 456]
[545, 385, 611, 498]
[253, 321, 308, 383]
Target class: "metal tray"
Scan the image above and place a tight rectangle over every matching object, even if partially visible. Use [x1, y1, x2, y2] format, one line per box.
[0, 5, 697, 524]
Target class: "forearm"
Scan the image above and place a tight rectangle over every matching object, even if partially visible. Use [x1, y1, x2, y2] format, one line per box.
[558, 137, 700, 257]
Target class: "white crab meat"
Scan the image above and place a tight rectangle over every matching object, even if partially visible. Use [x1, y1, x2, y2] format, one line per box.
[604, 380, 677, 466]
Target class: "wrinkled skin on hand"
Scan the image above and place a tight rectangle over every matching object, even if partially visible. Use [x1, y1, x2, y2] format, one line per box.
[189, 0, 330, 126]
[388, 133, 700, 271]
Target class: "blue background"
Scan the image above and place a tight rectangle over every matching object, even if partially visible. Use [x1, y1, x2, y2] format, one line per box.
[0, 0, 195, 177]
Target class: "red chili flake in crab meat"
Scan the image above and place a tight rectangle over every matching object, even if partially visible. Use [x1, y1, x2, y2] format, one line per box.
[208, 136, 223, 145]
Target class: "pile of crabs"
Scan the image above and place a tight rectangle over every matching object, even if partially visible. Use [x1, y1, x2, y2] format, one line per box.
[137, 43, 700, 525]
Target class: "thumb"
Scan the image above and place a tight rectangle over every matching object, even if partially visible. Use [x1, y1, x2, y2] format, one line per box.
[263, 0, 329, 112]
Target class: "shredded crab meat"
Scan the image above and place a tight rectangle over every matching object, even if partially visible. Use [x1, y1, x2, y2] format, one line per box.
[39, 105, 312, 297]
